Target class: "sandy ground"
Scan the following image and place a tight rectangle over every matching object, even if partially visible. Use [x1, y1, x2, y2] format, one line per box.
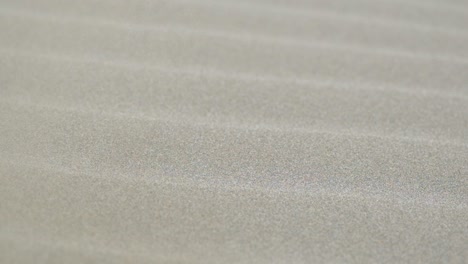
[1, 0, 467, 263]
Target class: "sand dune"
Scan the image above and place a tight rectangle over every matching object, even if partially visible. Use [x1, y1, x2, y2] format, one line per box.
[1, 0, 467, 263]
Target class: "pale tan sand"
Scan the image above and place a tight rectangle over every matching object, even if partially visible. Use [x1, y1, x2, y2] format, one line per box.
[1, 0, 467, 263]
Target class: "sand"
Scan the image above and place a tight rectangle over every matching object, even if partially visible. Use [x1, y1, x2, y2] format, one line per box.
[1, 0, 467, 263]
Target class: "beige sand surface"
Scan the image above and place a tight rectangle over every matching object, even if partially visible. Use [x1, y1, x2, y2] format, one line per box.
[1, 0, 467, 263]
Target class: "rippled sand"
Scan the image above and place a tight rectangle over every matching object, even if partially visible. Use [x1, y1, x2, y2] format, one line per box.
[1, 0, 467, 263]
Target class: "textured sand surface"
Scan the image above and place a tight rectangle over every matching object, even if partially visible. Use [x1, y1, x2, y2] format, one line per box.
[1, 0, 468, 263]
